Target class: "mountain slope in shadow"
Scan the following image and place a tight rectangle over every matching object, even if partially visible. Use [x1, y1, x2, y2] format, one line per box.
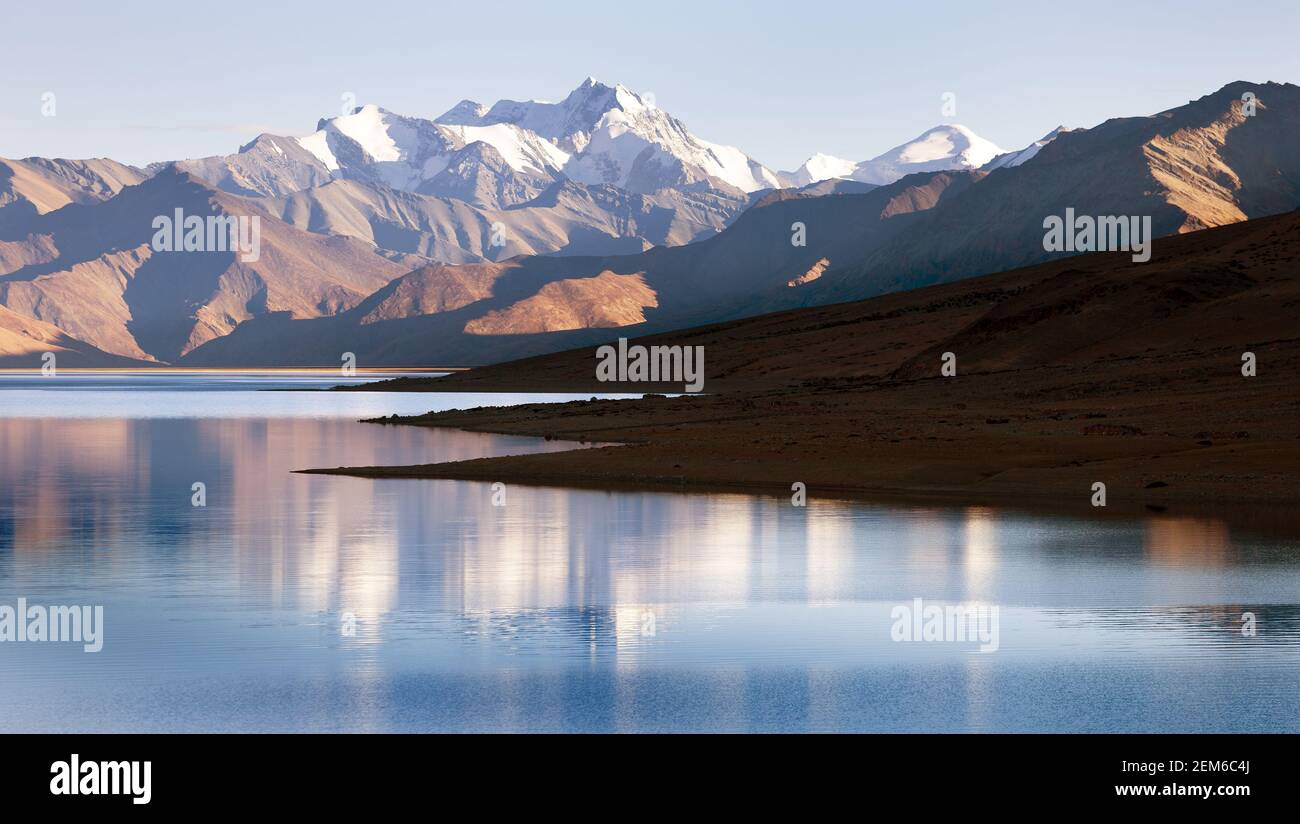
[0, 168, 424, 364]
[313, 209, 1300, 520]
[180, 171, 972, 366]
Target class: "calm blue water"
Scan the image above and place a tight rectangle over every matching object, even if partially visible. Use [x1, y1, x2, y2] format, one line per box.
[0, 373, 1297, 732]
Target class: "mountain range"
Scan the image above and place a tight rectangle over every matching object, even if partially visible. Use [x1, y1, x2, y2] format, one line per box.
[779, 123, 1011, 186]
[1, 79, 1297, 366]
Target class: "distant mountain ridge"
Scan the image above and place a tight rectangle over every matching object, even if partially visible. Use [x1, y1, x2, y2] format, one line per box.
[121, 80, 1013, 265]
[0, 157, 146, 229]
[164, 79, 783, 204]
[134, 80, 785, 268]
[1, 79, 1296, 367]
[815, 80, 1300, 303]
[434, 78, 783, 194]
[780, 124, 1008, 187]
[0, 168, 420, 363]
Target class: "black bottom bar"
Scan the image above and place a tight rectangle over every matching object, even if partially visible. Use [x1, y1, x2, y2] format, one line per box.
[2, 733, 1285, 810]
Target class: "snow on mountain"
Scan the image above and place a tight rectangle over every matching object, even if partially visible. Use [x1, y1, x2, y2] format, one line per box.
[435, 99, 490, 126]
[441, 123, 570, 176]
[296, 130, 338, 171]
[177, 81, 1004, 208]
[257, 80, 781, 199]
[850, 125, 1005, 185]
[780, 125, 1005, 188]
[981, 127, 1069, 171]
[438, 78, 781, 194]
[438, 77, 624, 152]
[779, 153, 858, 187]
[291, 104, 567, 194]
[327, 105, 405, 162]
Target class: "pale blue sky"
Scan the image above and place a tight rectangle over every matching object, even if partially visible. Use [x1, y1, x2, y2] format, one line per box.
[2, 0, 1297, 170]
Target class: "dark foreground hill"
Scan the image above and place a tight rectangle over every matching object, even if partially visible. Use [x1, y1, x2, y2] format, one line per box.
[305, 210, 1300, 522]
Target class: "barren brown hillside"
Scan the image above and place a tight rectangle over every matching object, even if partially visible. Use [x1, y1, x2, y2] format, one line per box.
[0, 168, 426, 364]
[312, 209, 1300, 523]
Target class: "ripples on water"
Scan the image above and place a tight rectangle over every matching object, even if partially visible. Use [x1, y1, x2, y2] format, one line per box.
[0, 373, 1296, 732]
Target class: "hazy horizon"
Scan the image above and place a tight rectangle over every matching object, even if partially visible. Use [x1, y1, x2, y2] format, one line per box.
[2, 0, 1297, 169]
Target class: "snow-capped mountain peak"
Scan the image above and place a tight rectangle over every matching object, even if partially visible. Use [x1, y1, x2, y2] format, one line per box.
[780, 152, 858, 187]
[436, 99, 490, 125]
[323, 104, 404, 162]
[438, 78, 650, 152]
[435, 78, 780, 193]
[291, 103, 569, 194]
[852, 124, 1005, 185]
[207, 79, 783, 201]
[786, 124, 1007, 187]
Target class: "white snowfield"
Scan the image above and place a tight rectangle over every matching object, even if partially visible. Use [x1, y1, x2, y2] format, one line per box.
[783, 124, 1008, 187]
[444, 123, 571, 176]
[289, 80, 1045, 198]
[783, 152, 859, 187]
[296, 130, 338, 171]
[448, 79, 782, 193]
[327, 104, 403, 162]
[854, 124, 1004, 184]
[290, 79, 782, 195]
[783, 125, 1075, 187]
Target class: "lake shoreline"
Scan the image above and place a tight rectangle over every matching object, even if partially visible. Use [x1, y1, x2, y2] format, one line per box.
[309, 214, 1300, 531]
[299, 362, 1300, 536]
[298, 447, 1300, 538]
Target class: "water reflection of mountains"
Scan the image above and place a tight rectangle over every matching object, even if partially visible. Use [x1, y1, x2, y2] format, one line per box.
[4, 416, 1298, 650]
